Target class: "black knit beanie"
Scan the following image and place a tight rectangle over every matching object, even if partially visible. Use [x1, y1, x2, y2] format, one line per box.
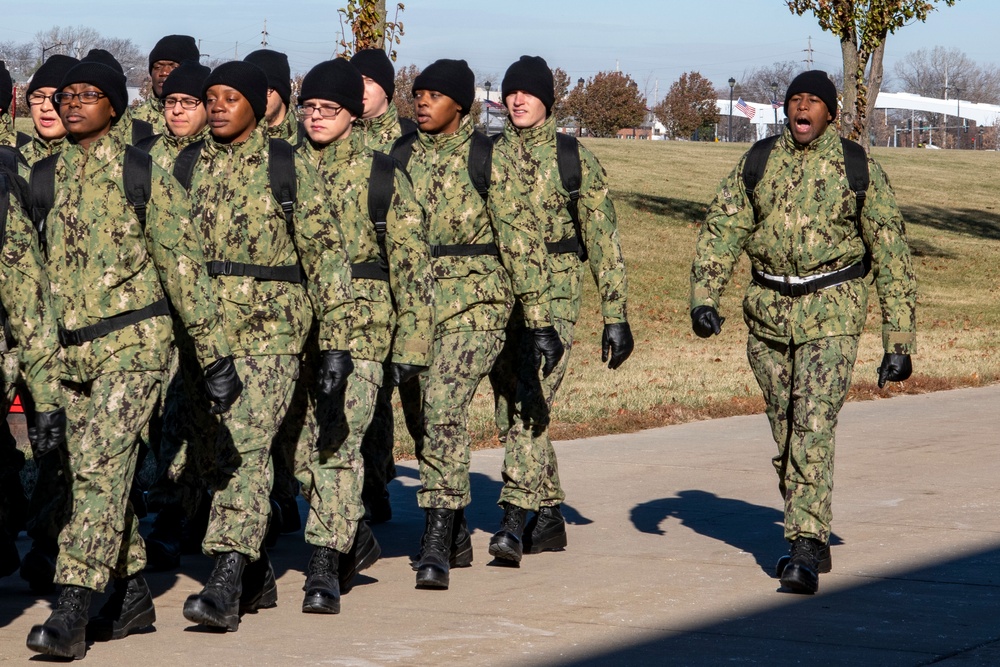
[27, 54, 79, 97]
[149, 35, 200, 73]
[784, 70, 838, 121]
[0, 61, 11, 114]
[203, 61, 268, 121]
[412, 59, 474, 114]
[82, 49, 124, 75]
[300, 59, 364, 119]
[501, 55, 555, 114]
[350, 49, 395, 100]
[59, 56, 129, 125]
[244, 49, 291, 106]
[161, 60, 211, 99]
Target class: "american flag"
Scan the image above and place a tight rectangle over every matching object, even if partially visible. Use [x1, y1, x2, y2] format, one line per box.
[771, 99, 782, 109]
[483, 99, 505, 110]
[735, 97, 756, 120]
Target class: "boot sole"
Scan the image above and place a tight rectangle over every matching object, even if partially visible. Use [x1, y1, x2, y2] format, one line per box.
[302, 592, 341, 614]
[488, 534, 523, 564]
[183, 597, 240, 632]
[775, 554, 832, 577]
[779, 564, 819, 594]
[26, 625, 86, 659]
[524, 532, 567, 554]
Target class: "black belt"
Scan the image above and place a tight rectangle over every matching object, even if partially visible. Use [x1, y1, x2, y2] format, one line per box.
[430, 243, 499, 258]
[206, 260, 303, 283]
[751, 260, 869, 297]
[351, 262, 390, 281]
[58, 298, 170, 348]
[546, 238, 580, 255]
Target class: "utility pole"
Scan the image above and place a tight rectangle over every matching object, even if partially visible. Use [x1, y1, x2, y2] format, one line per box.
[261, 19, 269, 47]
[803, 37, 814, 69]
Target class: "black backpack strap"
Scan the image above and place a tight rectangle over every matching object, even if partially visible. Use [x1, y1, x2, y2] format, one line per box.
[29, 154, 59, 256]
[367, 150, 396, 272]
[172, 140, 205, 191]
[268, 138, 297, 238]
[123, 146, 152, 230]
[0, 145, 26, 175]
[468, 130, 493, 201]
[389, 131, 418, 171]
[134, 134, 162, 154]
[555, 132, 587, 261]
[741, 135, 780, 212]
[839, 137, 870, 216]
[398, 117, 418, 135]
[131, 119, 154, 145]
[16, 131, 32, 150]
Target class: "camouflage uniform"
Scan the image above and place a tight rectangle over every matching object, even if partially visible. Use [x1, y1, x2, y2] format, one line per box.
[0, 114, 14, 147]
[690, 124, 917, 543]
[144, 126, 210, 172]
[410, 116, 553, 510]
[295, 132, 433, 550]
[19, 134, 68, 167]
[354, 101, 409, 152]
[187, 128, 314, 561]
[265, 110, 301, 145]
[122, 97, 167, 137]
[490, 115, 628, 511]
[39, 129, 230, 591]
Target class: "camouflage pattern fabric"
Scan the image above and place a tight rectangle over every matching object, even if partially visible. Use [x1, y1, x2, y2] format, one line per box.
[145, 125, 210, 172]
[122, 97, 167, 137]
[0, 114, 14, 147]
[747, 333, 859, 543]
[295, 358, 382, 551]
[265, 110, 301, 145]
[19, 134, 68, 167]
[354, 102, 408, 153]
[55, 370, 162, 591]
[201, 354, 299, 560]
[269, 330, 318, 518]
[416, 330, 505, 509]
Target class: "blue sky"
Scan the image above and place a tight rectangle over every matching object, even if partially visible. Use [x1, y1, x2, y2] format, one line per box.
[2, 0, 995, 103]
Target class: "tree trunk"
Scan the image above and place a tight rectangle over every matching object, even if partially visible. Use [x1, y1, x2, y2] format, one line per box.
[840, 38, 860, 142]
[861, 39, 887, 148]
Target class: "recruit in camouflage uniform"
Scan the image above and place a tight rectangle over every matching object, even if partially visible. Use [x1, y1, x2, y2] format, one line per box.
[122, 34, 202, 140]
[690, 71, 917, 595]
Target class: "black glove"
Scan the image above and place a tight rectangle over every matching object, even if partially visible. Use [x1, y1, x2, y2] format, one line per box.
[27, 408, 67, 458]
[601, 322, 634, 370]
[388, 362, 426, 387]
[203, 356, 244, 415]
[529, 326, 565, 378]
[877, 353, 912, 388]
[691, 305, 724, 338]
[317, 350, 354, 397]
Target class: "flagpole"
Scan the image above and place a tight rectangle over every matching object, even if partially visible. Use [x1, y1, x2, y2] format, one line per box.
[728, 77, 735, 142]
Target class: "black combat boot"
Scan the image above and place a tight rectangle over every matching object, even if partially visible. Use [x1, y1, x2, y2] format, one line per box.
[1, 530, 19, 578]
[450, 507, 473, 568]
[415, 508, 455, 589]
[88, 574, 156, 640]
[26, 584, 92, 659]
[302, 546, 340, 614]
[239, 550, 278, 614]
[777, 537, 831, 594]
[20, 538, 58, 594]
[488, 503, 527, 564]
[339, 521, 381, 594]
[183, 551, 246, 631]
[523, 505, 568, 554]
[145, 505, 184, 571]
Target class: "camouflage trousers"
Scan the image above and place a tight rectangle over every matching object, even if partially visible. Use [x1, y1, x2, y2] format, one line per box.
[56, 370, 163, 591]
[295, 359, 382, 552]
[358, 370, 398, 504]
[270, 332, 319, 511]
[490, 316, 574, 511]
[201, 354, 298, 561]
[747, 333, 859, 544]
[412, 329, 505, 510]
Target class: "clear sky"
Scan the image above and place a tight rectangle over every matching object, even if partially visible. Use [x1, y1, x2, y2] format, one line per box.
[2, 0, 995, 103]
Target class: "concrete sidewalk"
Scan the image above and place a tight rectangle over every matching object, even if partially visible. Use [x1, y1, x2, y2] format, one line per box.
[2, 385, 999, 665]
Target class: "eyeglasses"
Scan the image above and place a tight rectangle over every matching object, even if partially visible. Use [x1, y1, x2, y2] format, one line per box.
[163, 98, 203, 110]
[297, 103, 344, 119]
[53, 91, 107, 105]
[27, 93, 56, 106]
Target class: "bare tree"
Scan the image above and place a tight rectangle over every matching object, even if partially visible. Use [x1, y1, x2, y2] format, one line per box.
[393, 63, 419, 120]
[892, 47, 1000, 103]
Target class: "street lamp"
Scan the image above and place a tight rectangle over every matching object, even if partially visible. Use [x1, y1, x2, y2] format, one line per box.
[954, 86, 961, 149]
[41, 42, 65, 63]
[728, 77, 736, 142]
[770, 81, 779, 135]
[484, 80, 492, 134]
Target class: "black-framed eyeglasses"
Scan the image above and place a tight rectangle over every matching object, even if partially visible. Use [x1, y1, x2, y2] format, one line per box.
[27, 93, 57, 106]
[162, 98, 203, 110]
[53, 91, 107, 105]
[297, 103, 344, 119]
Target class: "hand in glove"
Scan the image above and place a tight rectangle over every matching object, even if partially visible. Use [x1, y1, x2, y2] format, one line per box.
[27, 407, 67, 458]
[877, 353, 912, 388]
[203, 356, 244, 415]
[317, 350, 354, 397]
[529, 326, 565, 378]
[601, 322, 634, 370]
[389, 362, 426, 387]
[691, 306, 725, 338]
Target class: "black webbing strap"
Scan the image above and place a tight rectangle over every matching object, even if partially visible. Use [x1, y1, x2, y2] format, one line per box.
[389, 131, 417, 171]
[206, 260, 303, 283]
[367, 150, 395, 272]
[350, 262, 390, 281]
[429, 243, 499, 258]
[172, 139, 205, 191]
[268, 138, 297, 239]
[16, 131, 31, 150]
[546, 238, 580, 255]
[58, 297, 170, 347]
[555, 132, 586, 261]
[468, 130, 493, 201]
[122, 146, 152, 229]
[29, 154, 58, 256]
[131, 119, 154, 145]
[134, 133, 162, 154]
[751, 259, 870, 298]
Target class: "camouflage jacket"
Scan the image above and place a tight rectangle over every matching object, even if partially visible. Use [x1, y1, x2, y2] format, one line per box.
[691, 124, 917, 353]
[493, 115, 628, 325]
[354, 102, 409, 153]
[266, 110, 301, 145]
[146, 126, 210, 172]
[123, 97, 167, 136]
[19, 134, 68, 167]
[0, 173, 63, 410]
[0, 115, 14, 147]
[187, 128, 316, 355]
[37, 130, 230, 383]
[409, 116, 514, 334]
[299, 133, 434, 365]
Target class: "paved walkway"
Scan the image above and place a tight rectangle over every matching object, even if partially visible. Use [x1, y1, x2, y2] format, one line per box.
[2, 385, 998, 665]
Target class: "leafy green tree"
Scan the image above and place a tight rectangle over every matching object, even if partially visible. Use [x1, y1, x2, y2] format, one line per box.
[787, 0, 959, 145]
[655, 72, 717, 139]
